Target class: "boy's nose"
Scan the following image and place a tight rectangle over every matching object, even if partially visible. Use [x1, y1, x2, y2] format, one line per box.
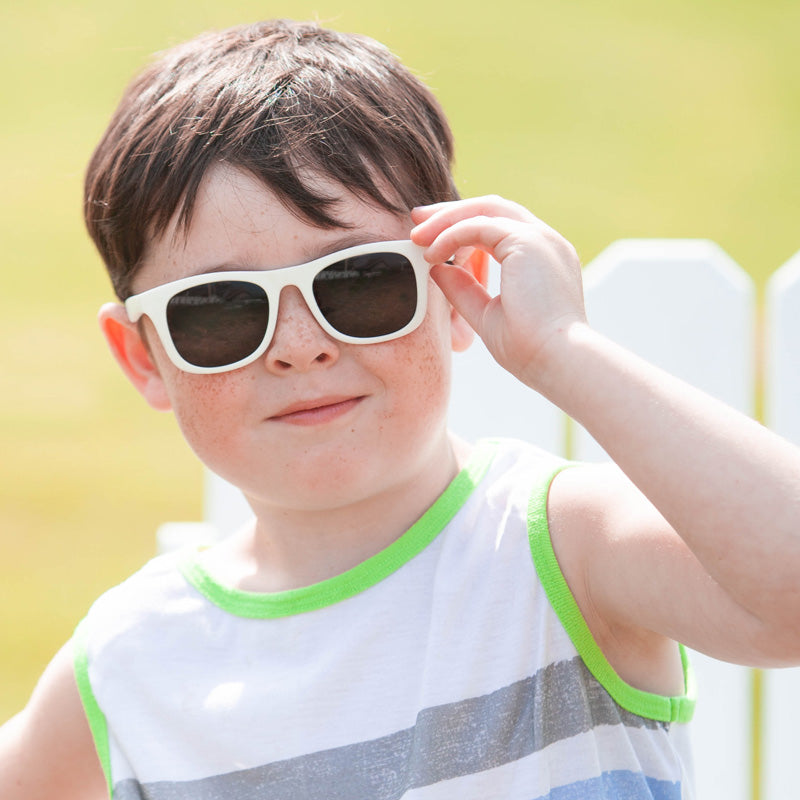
[264, 286, 340, 374]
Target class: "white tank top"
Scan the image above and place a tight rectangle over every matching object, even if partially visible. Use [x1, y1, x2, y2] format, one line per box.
[74, 438, 695, 799]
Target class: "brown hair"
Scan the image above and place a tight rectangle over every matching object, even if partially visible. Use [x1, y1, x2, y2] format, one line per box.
[84, 20, 459, 299]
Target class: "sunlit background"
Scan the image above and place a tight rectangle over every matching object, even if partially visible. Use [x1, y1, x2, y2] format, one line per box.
[1, 0, 798, 718]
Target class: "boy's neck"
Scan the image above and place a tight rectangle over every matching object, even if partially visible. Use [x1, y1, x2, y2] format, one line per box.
[202, 432, 471, 594]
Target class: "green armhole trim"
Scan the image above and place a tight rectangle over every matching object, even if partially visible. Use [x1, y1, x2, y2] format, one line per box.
[528, 464, 696, 724]
[179, 440, 498, 619]
[72, 619, 114, 797]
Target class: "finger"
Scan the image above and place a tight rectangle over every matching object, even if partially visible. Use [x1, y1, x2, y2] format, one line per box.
[409, 204, 439, 224]
[414, 195, 536, 220]
[418, 215, 527, 267]
[411, 195, 538, 245]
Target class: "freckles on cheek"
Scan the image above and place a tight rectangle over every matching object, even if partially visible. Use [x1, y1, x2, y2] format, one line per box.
[381, 328, 452, 426]
[165, 372, 252, 463]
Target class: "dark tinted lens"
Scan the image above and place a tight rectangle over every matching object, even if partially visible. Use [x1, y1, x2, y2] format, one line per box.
[312, 253, 417, 338]
[166, 281, 269, 368]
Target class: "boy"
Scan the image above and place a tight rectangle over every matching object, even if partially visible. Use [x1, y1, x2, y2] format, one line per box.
[2, 18, 800, 800]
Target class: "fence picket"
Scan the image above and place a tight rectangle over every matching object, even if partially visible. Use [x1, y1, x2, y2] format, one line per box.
[578, 239, 755, 456]
[763, 251, 800, 800]
[577, 239, 756, 800]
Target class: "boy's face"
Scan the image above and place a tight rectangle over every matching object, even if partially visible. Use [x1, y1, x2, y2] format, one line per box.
[102, 164, 475, 513]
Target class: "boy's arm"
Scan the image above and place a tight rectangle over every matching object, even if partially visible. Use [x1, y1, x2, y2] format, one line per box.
[532, 323, 800, 666]
[0, 642, 108, 799]
[411, 196, 800, 668]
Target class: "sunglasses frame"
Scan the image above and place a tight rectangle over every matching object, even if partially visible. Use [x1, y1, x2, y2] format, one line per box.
[124, 239, 431, 374]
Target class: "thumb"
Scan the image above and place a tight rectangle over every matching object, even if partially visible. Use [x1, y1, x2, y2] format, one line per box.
[430, 262, 492, 334]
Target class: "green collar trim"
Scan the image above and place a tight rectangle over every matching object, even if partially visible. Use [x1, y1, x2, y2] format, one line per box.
[179, 441, 497, 619]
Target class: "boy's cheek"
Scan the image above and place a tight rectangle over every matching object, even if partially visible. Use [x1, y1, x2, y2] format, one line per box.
[164, 374, 256, 472]
[380, 313, 454, 418]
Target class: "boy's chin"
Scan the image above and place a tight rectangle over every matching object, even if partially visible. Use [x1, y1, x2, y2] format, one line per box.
[236, 433, 449, 516]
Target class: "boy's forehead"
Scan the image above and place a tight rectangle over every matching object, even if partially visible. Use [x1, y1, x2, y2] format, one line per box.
[135, 164, 413, 290]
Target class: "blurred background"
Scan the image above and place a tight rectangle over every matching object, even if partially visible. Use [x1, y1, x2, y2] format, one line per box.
[1, 0, 798, 719]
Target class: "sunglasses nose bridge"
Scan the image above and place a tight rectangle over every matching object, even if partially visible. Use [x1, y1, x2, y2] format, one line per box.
[266, 263, 319, 316]
[273, 265, 326, 325]
[255, 263, 321, 331]
[273, 280, 328, 334]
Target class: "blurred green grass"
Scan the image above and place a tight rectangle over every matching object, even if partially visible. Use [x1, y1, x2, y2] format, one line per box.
[1, 0, 799, 718]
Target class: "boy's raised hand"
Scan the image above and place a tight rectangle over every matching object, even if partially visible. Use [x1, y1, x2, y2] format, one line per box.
[414, 195, 800, 674]
[410, 196, 586, 391]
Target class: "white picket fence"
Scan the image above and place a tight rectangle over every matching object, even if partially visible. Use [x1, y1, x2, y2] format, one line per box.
[159, 240, 800, 800]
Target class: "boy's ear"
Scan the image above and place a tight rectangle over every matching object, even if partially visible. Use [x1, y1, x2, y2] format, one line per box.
[98, 303, 172, 411]
[463, 247, 490, 288]
[449, 248, 490, 353]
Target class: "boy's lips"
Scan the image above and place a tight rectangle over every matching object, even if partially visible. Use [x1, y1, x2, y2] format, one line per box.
[269, 395, 365, 425]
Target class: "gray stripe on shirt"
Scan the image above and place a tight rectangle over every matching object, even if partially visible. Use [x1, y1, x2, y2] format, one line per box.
[113, 656, 666, 800]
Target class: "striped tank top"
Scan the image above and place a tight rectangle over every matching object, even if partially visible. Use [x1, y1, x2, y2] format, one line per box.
[74, 438, 695, 799]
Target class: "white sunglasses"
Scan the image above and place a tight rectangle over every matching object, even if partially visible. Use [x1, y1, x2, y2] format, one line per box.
[125, 240, 430, 374]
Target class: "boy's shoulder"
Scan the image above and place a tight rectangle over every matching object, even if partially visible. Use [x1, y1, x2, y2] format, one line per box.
[78, 549, 195, 651]
[470, 436, 567, 482]
[474, 436, 572, 509]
